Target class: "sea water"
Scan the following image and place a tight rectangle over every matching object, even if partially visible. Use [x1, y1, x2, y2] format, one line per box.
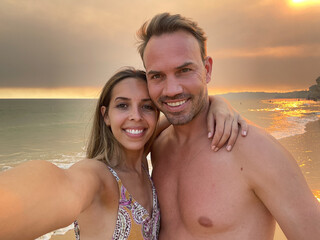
[0, 99, 96, 170]
[249, 98, 320, 139]
[0, 97, 319, 239]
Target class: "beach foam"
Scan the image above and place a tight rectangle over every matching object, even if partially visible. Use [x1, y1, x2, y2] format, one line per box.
[36, 224, 74, 240]
[271, 114, 319, 139]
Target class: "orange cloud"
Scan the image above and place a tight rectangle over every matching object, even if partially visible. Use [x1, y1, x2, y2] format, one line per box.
[212, 44, 320, 59]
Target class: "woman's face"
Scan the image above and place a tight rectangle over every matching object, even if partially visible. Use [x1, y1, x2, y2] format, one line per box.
[102, 77, 157, 154]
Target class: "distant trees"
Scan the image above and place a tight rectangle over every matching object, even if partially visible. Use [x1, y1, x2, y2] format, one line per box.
[307, 76, 320, 101]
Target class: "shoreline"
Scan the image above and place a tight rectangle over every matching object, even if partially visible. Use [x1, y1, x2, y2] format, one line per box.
[279, 119, 320, 191]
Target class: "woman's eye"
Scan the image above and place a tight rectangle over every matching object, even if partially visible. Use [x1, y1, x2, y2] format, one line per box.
[142, 104, 155, 111]
[116, 103, 128, 109]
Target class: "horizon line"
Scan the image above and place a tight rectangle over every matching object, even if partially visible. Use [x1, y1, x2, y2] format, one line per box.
[0, 89, 309, 100]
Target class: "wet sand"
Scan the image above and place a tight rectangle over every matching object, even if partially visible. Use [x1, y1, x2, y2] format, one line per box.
[279, 120, 320, 191]
[274, 119, 320, 240]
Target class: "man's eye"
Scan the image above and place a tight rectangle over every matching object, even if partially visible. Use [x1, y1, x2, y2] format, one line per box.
[151, 74, 161, 79]
[181, 68, 191, 73]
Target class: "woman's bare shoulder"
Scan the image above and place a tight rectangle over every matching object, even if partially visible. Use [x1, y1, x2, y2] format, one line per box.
[67, 158, 118, 201]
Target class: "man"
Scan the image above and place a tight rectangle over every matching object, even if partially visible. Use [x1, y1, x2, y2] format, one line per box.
[137, 13, 320, 240]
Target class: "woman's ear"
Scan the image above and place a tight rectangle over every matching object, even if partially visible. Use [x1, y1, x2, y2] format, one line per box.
[101, 106, 110, 126]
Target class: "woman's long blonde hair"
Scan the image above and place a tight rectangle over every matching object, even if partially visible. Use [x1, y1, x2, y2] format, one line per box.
[86, 67, 159, 167]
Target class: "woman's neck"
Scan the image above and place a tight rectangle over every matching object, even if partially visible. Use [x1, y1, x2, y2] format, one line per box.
[117, 149, 145, 173]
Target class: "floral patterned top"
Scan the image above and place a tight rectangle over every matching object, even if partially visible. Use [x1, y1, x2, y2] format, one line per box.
[74, 165, 160, 240]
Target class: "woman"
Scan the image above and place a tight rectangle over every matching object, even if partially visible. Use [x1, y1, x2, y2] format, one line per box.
[0, 67, 247, 240]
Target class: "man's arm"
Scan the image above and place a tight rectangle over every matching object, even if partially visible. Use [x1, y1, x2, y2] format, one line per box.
[241, 126, 320, 240]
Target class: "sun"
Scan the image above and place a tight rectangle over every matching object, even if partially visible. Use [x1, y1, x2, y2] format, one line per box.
[290, 0, 320, 6]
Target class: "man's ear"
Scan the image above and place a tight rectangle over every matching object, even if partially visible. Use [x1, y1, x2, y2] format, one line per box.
[101, 106, 110, 126]
[204, 56, 213, 84]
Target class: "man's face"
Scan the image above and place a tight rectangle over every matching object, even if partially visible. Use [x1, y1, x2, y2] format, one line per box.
[143, 30, 212, 125]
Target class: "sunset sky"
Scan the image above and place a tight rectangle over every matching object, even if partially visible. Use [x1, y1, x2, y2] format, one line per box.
[0, 0, 319, 98]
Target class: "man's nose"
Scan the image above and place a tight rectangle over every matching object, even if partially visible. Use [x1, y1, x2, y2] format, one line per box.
[163, 75, 183, 97]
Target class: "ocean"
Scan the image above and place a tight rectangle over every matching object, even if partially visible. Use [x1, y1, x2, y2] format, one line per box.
[0, 96, 319, 239]
[0, 99, 96, 171]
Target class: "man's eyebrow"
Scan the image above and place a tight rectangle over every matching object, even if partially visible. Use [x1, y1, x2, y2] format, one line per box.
[146, 70, 161, 76]
[147, 62, 194, 76]
[176, 62, 193, 70]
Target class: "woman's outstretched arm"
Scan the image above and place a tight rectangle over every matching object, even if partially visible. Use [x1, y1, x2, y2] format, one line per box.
[0, 159, 104, 240]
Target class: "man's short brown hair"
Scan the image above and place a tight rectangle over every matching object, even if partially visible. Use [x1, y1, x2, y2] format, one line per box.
[137, 12, 207, 62]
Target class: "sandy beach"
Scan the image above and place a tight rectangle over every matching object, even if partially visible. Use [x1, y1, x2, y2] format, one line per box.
[274, 119, 320, 240]
[279, 120, 320, 192]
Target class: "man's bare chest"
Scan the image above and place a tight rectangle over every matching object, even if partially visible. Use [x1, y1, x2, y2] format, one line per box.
[152, 149, 255, 233]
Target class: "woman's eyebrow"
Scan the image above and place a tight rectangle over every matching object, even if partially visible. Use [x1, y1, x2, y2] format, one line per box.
[114, 97, 151, 102]
[114, 97, 129, 101]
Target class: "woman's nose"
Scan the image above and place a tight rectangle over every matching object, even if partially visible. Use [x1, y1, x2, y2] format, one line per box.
[129, 107, 142, 121]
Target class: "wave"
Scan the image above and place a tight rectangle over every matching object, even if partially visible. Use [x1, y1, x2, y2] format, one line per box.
[0, 151, 85, 172]
[36, 223, 74, 240]
[271, 114, 319, 139]
[0, 152, 25, 158]
[251, 99, 320, 139]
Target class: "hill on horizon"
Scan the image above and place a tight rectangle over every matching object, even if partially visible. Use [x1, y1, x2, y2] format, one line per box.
[218, 90, 309, 100]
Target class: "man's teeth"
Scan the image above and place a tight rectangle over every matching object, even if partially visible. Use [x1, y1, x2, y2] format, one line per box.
[126, 129, 143, 134]
[167, 100, 186, 107]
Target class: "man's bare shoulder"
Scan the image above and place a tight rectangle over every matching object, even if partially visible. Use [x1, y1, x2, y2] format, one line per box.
[236, 123, 289, 160]
[233, 125, 320, 240]
[152, 125, 174, 149]
[234, 123, 299, 187]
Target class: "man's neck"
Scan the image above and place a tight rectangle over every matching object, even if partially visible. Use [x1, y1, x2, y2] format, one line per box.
[171, 100, 209, 146]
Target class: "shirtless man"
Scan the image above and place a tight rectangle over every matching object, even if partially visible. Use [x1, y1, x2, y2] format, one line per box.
[137, 13, 320, 240]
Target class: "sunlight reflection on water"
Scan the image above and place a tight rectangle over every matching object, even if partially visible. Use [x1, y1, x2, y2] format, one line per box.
[249, 99, 320, 139]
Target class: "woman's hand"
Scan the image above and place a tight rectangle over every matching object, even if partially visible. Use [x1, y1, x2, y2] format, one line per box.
[208, 96, 248, 152]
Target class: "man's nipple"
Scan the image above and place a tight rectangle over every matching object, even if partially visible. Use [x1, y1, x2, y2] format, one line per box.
[198, 216, 213, 228]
